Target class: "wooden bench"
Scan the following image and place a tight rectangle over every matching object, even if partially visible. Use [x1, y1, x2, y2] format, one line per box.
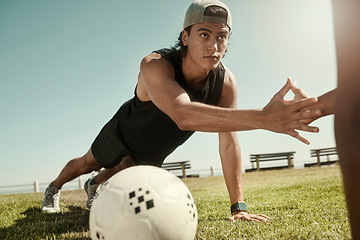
[245, 151, 295, 172]
[304, 147, 338, 167]
[161, 160, 199, 178]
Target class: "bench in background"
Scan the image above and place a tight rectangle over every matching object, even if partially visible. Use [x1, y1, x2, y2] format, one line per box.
[161, 160, 199, 178]
[304, 147, 338, 167]
[246, 151, 295, 172]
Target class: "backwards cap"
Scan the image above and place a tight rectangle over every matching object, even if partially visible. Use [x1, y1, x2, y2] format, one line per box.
[183, 0, 232, 30]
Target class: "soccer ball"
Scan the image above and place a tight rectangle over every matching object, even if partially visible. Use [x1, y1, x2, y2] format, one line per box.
[89, 165, 198, 240]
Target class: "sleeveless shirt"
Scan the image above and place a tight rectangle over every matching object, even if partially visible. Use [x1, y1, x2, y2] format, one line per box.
[116, 48, 225, 166]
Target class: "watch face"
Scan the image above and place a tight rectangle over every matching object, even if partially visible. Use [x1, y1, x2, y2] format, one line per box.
[239, 202, 247, 211]
[231, 201, 247, 213]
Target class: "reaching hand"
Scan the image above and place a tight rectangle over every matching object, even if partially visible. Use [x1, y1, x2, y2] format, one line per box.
[228, 211, 270, 222]
[262, 78, 321, 144]
[285, 77, 310, 104]
[288, 78, 329, 125]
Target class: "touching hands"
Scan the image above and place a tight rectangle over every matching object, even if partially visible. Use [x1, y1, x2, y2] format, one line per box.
[228, 211, 270, 222]
[262, 78, 321, 144]
[289, 81, 336, 124]
[286, 78, 310, 104]
[288, 79, 322, 125]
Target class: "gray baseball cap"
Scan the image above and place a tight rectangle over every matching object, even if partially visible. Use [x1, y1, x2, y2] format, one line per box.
[183, 0, 232, 30]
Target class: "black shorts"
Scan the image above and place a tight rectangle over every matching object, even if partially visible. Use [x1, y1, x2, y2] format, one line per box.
[91, 116, 129, 169]
[91, 98, 173, 168]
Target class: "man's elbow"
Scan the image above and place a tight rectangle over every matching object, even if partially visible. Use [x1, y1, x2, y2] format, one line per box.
[172, 107, 196, 131]
[177, 120, 196, 131]
[174, 115, 194, 131]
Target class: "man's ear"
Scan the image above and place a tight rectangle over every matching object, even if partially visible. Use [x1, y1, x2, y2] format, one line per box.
[182, 30, 189, 47]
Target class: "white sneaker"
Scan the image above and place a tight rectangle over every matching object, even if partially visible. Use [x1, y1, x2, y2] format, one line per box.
[41, 183, 61, 213]
[84, 177, 99, 209]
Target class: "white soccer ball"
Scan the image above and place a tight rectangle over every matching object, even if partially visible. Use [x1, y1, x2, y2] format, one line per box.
[89, 165, 198, 240]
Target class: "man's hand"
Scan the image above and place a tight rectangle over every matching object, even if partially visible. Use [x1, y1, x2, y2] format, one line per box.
[261, 78, 321, 144]
[285, 78, 310, 104]
[228, 211, 270, 222]
[289, 79, 336, 125]
[289, 79, 321, 125]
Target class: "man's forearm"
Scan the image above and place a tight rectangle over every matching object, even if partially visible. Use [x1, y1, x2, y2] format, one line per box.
[219, 132, 244, 205]
[317, 89, 336, 117]
[175, 102, 262, 132]
[175, 96, 319, 145]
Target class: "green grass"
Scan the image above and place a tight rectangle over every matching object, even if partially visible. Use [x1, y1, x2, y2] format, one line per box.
[0, 165, 351, 239]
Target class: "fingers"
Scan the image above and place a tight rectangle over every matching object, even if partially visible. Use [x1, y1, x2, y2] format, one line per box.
[287, 130, 310, 145]
[291, 81, 310, 100]
[300, 124, 319, 133]
[257, 214, 270, 219]
[245, 214, 270, 222]
[263, 78, 321, 144]
[292, 97, 319, 112]
[275, 78, 292, 98]
[228, 213, 270, 223]
[294, 108, 322, 122]
[286, 120, 320, 145]
[291, 80, 300, 92]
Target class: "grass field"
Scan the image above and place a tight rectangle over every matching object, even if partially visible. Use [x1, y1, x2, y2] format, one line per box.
[0, 165, 351, 239]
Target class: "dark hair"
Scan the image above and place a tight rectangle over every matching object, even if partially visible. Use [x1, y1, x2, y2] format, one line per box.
[173, 5, 230, 57]
[173, 26, 192, 56]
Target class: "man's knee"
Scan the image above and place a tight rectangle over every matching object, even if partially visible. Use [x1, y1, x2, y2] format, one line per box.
[110, 155, 136, 172]
[83, 149, 102, 171]
[120, 155, 136, 169]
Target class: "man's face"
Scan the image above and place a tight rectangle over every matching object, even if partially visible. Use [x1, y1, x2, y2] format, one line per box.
[183, 22, 230, 70]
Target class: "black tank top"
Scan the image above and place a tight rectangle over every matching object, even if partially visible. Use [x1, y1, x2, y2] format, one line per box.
[117, 48, 225, 166]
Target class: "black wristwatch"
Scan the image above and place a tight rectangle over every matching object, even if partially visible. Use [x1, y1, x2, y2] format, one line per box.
[231, 201, 247, 214]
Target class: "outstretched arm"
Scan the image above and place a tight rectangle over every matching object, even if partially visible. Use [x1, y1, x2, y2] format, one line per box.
[138, 53, 320, 144]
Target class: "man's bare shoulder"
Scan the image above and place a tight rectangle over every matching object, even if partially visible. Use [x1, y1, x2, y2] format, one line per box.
[137, 52, 178, 102]
[218, 64, 238, 108]
[142, 52, 161, 63]
[141, 52, 173, 72]
[222, 64, 237, 88]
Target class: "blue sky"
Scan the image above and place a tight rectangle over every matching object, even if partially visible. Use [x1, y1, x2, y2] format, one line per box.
[0, 0, 337, 189]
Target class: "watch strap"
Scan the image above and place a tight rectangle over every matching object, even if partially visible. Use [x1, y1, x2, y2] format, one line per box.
[231, 201, 247, 214]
